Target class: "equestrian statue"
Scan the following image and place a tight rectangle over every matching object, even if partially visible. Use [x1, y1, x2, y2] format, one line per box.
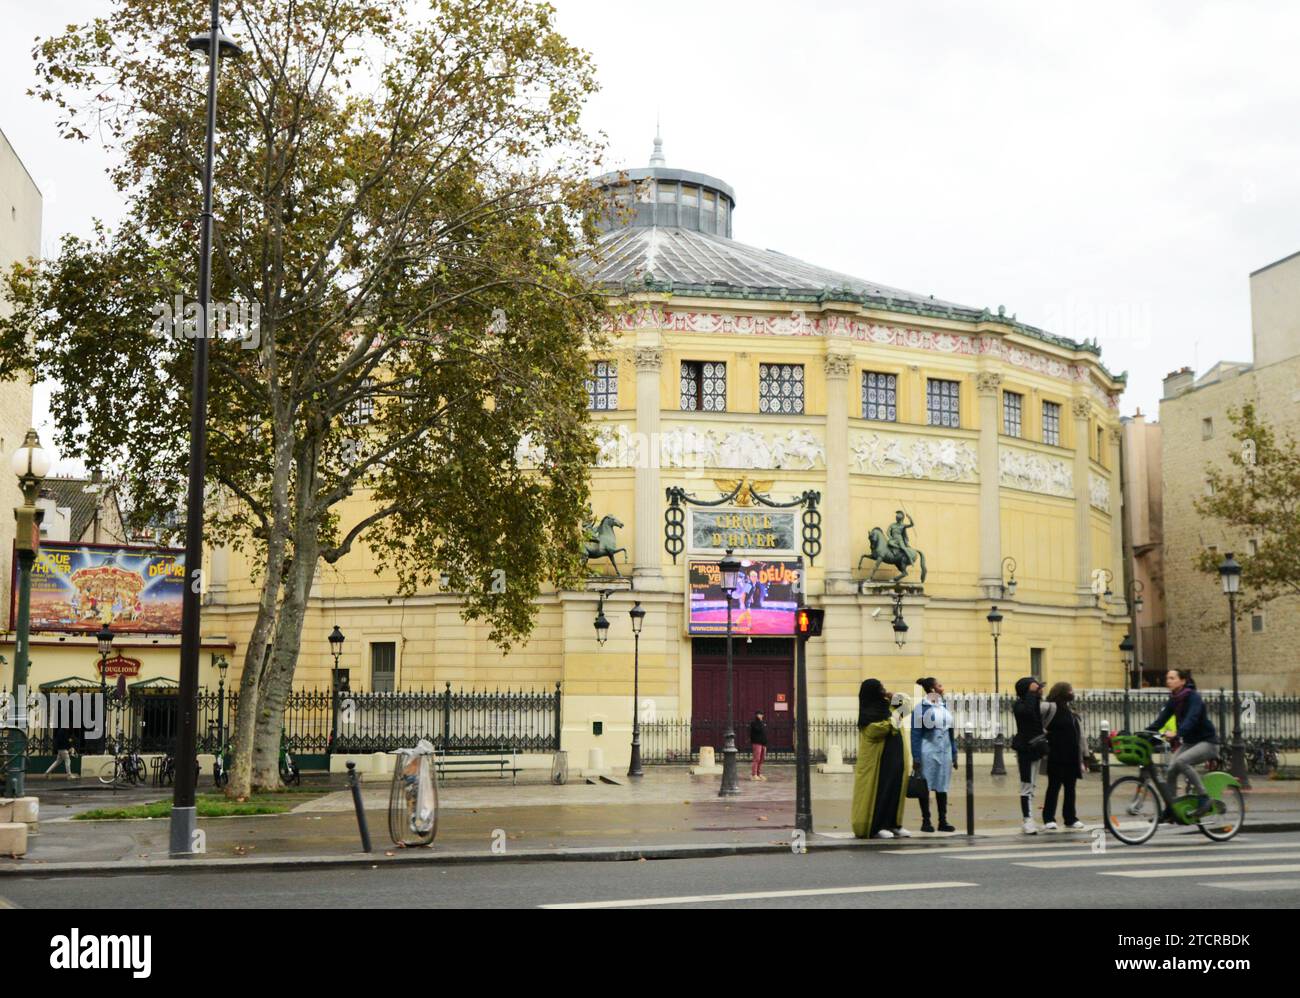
[583, 514, 627, 576]
[858, 509, 927, 583]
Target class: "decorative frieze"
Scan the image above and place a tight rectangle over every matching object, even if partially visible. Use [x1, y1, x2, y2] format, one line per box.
[850, 430, 978, 483]
[1089, 472, 1111, 513]
[591, 423, 828, 470]
[999, 446, 1073, 498]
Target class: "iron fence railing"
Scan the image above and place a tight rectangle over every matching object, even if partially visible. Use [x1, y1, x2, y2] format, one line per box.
[1, 682, 562, 758]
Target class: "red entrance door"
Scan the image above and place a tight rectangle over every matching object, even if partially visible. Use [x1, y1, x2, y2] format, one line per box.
[691, 638, 794, 752]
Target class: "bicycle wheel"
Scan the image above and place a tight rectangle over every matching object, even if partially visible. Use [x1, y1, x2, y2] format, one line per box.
[1104, 775, 1161, 845]
[98, 759, 120, 786]
[1198, 784, 1245, 842]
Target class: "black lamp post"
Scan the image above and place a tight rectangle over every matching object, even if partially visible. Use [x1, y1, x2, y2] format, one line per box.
[1119, 633, 1134, 733]
[593, 591, 612, 647]
[719, 549, 741, 796]
[1000, 556, 1018, 599]
[1126, 579, 1145, 688]
[1218, 553, 1249, 787]
[213, 653, 229, 755]
[96, 624, 115, 755]
[628, 601, 645, 778]
[987, 606, 1006, 775]
[171, 0, 243, 857]
[891, 589, 909, 648]
[328, 625, 345, 753]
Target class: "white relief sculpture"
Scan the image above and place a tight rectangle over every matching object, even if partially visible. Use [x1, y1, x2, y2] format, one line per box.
[850, 431, 977, 482]
[777, 428, 825, 470]
[1089, 472, 1111, 513]
[660, 425, 719, 469]
[514, 432, 547, 467]
[999, 447, 1073, 498]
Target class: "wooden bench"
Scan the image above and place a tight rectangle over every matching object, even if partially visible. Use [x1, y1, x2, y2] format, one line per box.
[435, 756, 520, 785]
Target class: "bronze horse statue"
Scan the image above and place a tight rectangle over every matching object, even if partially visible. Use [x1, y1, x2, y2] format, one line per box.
[858, 526, 927, 583]
[583, 514, 627, 576]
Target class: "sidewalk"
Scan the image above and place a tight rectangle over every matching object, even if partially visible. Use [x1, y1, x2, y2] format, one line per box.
[5, 765, 1299, 876]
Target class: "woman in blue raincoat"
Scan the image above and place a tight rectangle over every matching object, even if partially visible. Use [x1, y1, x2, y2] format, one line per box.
[910, 676, 958, 832]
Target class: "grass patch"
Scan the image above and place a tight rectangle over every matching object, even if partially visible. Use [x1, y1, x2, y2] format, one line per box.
[75, 793, 296, 821]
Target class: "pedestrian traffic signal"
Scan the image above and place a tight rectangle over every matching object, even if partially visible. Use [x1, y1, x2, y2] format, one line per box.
[795, 607, 824, 638]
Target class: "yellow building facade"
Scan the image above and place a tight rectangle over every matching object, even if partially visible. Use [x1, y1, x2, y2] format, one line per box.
[199, 144, 1130, 767]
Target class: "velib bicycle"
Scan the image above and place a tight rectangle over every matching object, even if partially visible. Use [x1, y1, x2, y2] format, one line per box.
[1104, 732, 1244, 845]
[98, 734, 146, 788]
[278, 730, 300, 786]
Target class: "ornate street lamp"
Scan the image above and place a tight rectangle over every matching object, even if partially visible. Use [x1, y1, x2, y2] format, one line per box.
[987, 605, 1006, 776]
[593, 591, 612, 646]
[1218, 553, 1249, 787]
[96, 624, 115, 754]
[172, 0, 244, 857]
[719, 549, 742, 796]
[5, 429, 51, 797]
[628, 601, 646, 778]
[1000, 556, 1018, 599]
[328, 625, 345, 753]
[1119, 633, 1135, 733]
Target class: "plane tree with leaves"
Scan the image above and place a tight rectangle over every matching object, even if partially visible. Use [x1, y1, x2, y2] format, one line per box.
[0, 0, 609, 794]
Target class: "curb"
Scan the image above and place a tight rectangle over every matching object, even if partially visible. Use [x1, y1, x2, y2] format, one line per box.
[3, 820, 1298, 878]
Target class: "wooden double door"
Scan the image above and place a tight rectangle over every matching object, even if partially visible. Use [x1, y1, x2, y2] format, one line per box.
[690, 637, 794, 753]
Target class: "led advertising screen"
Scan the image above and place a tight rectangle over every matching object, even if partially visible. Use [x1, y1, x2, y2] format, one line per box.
[12, 541, 186, 635]
[687, 558, 802, 635]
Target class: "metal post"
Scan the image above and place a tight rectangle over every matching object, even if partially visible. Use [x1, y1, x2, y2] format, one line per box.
[554, 680, 562, 751]
[171, 0, 229, 857]
[628, 630, 643, 778]
[794, 630, 812, 833]
[964, 731, 975, 836]
[4, 547, 35, 798]
[330, 664, 340, 754]
[346, 761, 372, 853]
[719, 592, 739, 796]
[1228, 591, 1250, 787]
[1099, 724, 1110, 795]
[990, 635, 1006, 775]
[442, 681, 452, 752]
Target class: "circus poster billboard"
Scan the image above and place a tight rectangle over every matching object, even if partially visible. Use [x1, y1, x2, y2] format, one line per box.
[687, 558, 803, 636]
[11, 541, 186, 635]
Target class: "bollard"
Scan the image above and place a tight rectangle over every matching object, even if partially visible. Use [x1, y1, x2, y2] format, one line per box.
[346, 761, 372, 854]
[964, 731, 975, 836]
[1099, 724, 1110, 796]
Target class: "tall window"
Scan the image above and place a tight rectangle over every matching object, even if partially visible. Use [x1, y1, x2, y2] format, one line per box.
[759, 363, 804, 414]
[345, 378, 374, 426]
[680, 361, 726, 412]
[926, 378, 960, 428]
[1042, 401, 1061, 446]
[1030, 648, 1045, 681]
[1003, 391, 1023, 437]
[862, 371, 898, 422]
[370, 642, 396, 693]
[586, 360, 617, 411]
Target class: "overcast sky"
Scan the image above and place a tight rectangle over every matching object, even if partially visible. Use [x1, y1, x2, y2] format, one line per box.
[4, 0, 1298, 472]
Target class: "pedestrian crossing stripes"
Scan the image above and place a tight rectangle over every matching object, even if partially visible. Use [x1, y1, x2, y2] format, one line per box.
[540, 881, 977, 908]
[1020, 849, 1300, 869]
[1104, 863, 1300, 878]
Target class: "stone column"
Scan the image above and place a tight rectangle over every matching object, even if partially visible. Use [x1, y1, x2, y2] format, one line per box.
[1072, 398, 1094, 602]
[824, 350, 854, 593]
[633, 344, 664, 585]
[976, 372, 1003, 595]
[1109, 423, 1125, 605]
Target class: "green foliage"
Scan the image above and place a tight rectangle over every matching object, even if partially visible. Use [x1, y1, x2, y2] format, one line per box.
[73, 793, 296, 820]
[0, 0, 609, 648]
[1194, 402, 1300, 615]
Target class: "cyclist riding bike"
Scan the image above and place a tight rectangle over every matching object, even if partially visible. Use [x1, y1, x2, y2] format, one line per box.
[1145, 668, 1218, 821]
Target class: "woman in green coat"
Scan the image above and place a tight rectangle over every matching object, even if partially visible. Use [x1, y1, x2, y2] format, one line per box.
[851, 678, 912, 839]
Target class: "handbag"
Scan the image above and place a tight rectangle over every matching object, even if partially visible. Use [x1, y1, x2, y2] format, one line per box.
[906, 773, 927, 799]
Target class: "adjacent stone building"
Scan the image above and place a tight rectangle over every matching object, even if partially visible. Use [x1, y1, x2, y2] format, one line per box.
[1160, 250, 1300, 693]
[1121, 409, 1165, 685]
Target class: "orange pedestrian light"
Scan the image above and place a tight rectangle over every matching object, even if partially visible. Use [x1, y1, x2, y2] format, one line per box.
[794, 607, 824, 638]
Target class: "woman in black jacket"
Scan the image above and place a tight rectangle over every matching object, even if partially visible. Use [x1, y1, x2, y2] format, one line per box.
[749, 711, 769, 781]
[1041, 682, 1087, 830]
[1010, 676, 1048, 834]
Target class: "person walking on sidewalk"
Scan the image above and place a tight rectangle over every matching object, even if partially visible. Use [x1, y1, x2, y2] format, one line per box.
[1011, 677, 1050, 835]
[852, 679, 912, 839]
[1041, 682, 1087, 830]
[910, 677, 957, 832]
[750, 710, 769, 781]
[1146, 669, 1218, 820]
[44, 724, 75, 780]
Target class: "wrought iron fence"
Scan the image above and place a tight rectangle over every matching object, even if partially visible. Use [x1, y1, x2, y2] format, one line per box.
[641, 717, 861, 763]
[3, 682, 562, 759]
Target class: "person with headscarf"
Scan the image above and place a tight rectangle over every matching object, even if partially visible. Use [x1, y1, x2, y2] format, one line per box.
[1011, 676, 1050, 834]
[851, 678, 912, 839]
[1041, 682, 1087, 830]
[910, 677, 958, 832]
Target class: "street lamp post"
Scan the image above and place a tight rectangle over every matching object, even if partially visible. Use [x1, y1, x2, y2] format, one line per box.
[1125, 579, 1145, 690]
[171, 0, 244, 858]
[5, 429, 50, 798]
[628, 602, 645, 778]
[987, 606, 1006, 775]
[96, 625, 115, 754]
[891, 588, 908, 648]
[593, 591, 612, 647]
[1119, 633, 1135, 733]
[213, 653, 229, 749]
[719, 549, 741, 797]
[1000, 557, 1018, 599]
[328, 626, 345, 754]
[1218, 554, 1249, 787]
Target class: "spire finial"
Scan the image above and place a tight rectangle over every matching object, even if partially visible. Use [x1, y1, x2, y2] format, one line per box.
[649, 116, 665, 167]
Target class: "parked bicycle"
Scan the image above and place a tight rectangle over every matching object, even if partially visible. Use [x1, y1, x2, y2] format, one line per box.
[210, 722, 231, 788]
[1104, 731, 1244, 845]
[98, 734, 146, 788]
[279, 730, 300, 786]
[1247, 738, 1285, 776]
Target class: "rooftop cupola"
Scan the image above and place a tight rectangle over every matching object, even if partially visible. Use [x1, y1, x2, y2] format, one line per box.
[592, 131, 736, 238]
